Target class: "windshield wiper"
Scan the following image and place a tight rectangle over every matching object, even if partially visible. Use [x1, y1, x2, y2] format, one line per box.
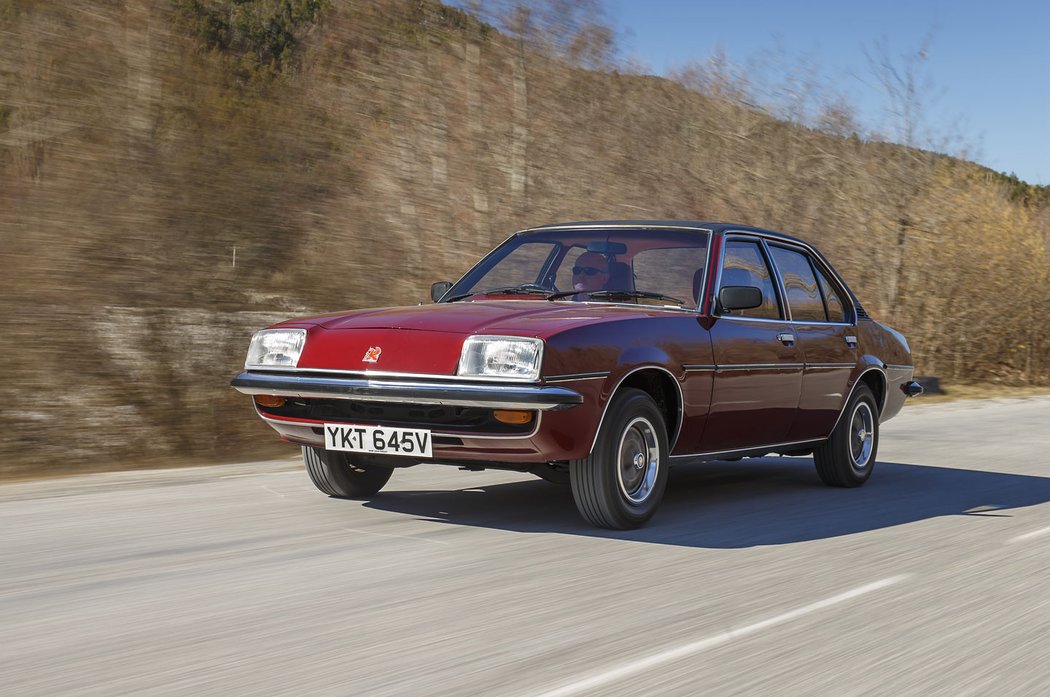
[445, 285, 553, 302]
[548, 289, 688, 306]
[481, 286, 553, 296]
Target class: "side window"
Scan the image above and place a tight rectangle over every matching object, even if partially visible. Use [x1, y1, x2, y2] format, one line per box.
[720, 240, 782, 319]
[815, 266, 849, 323]
[769, 246, 826, 322]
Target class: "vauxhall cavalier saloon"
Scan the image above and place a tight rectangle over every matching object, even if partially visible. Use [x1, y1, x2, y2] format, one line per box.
[232, 221, 921, 529]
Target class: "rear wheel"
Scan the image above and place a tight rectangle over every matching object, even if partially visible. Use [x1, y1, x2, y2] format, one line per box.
[814, 384, 878, 487]
[570, 388, 669, 529]
[302, 446, 393, 498]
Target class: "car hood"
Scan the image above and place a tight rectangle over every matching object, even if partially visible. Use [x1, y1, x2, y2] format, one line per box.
[273, 301, 675, 376]
[275, 300, 671, 335]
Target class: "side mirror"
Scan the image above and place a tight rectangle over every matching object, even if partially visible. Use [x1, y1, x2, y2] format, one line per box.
[719, 285, 763, 311]
[430, 281, 453, 303]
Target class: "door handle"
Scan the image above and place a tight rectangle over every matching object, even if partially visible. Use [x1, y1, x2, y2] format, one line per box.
[777, 332, 795, 344]
[845, 335, 858, 347]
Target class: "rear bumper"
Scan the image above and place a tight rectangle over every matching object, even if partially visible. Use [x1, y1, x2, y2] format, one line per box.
[230, 371, 584, 411]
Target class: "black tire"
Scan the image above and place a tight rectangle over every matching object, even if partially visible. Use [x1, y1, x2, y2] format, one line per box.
[814, 383, 879, 487]
[302, 446, 393, 498]
[570, 388, 669, 529]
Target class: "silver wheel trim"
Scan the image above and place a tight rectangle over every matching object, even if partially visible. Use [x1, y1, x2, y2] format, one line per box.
[616, 416, 661, 504]
[849, 401, 874, 472]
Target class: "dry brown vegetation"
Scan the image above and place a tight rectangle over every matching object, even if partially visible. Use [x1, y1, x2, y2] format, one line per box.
[1, 0, 1048, 478]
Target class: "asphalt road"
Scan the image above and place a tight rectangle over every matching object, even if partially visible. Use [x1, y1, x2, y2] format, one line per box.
[3, 396, 1050, 696]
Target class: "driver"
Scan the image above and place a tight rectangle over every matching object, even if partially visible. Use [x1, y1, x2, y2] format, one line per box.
[571, 252, 609, 293]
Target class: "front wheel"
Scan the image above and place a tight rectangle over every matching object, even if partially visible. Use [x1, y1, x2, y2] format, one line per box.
[813, 384, 879, 487]
[570, 388, 669, 529]
[302, 446, 393, 498]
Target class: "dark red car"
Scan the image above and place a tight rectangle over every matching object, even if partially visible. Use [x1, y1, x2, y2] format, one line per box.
[232, 221, 921, 529]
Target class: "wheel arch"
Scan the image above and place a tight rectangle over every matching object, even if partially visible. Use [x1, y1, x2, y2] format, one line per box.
[590, 366, 683, 454]
[828, 367, 887, 436]
[859, 368, 887, 416]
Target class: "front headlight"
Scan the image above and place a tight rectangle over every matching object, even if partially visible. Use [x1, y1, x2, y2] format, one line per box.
[457, 335, 543, 381]
[245, 329, 307, 369]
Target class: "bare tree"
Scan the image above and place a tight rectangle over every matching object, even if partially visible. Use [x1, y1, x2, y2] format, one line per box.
[863, 34, 941, 323]
[466, 0, 618, 69]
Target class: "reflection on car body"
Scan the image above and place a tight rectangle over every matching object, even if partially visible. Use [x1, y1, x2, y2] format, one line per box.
[232, 221, 922, 529]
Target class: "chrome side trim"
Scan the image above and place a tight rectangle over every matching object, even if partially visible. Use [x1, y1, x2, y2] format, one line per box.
[544, 371, 611, 383]
[256, 409, 543, 441]
[231, 372, 582, 411]
[717, 363, 805, 371]
[690, 362, 852, 372]
[669, 438, 824, 461]
[714, 315, 854, 328]
[588, 365, 685, 454]
[884, 364, 914, 372]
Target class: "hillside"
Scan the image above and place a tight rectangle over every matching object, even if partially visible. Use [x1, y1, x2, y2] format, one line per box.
[1, 0, 1047, 477]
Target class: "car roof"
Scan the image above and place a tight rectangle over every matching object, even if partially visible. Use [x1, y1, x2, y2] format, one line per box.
[518, 220, 810, 246]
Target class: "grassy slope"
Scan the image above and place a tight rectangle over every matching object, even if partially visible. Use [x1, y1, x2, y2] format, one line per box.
[1, 0, 1047, 477]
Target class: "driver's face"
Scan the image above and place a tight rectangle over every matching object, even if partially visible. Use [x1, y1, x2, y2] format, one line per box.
[572, 252, 609, 292]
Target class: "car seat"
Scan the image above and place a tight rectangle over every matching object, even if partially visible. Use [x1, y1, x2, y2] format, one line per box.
[605, 261, 634, 291]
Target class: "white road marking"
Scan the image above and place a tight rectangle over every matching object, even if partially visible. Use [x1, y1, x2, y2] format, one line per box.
[342, 527, 450, 546]
[1008, 526, 1050, 544]
[529, 575, 910, 697]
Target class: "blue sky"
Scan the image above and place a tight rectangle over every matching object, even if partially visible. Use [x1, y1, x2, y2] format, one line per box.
[609, 0, 1050, 184]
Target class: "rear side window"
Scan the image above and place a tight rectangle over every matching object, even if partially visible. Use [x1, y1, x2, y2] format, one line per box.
[769, 246, 826, 322]
[720, 240, 782, 319]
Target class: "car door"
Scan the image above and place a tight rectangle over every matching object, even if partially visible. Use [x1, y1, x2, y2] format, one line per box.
[699, 236, 804, 453]
[766, 243, 857, 442]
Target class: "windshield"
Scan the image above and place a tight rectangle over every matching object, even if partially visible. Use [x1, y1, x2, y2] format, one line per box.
[446, 228, 710, 308]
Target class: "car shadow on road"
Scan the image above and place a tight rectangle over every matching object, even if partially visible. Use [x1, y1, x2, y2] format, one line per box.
[361, 458, 1050, 548]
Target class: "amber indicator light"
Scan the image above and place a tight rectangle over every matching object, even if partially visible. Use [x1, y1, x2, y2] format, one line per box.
[493, 409, 533, 425]
[254, 395, 287, 408]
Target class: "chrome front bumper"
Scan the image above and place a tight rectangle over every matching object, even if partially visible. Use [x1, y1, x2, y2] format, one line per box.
[230, 372, 584, 411]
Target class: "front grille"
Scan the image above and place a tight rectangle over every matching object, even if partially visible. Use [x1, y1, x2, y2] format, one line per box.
[258, 398, 534, 435]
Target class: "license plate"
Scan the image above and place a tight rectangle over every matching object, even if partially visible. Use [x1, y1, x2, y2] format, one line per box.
[323, 423, 432, 458]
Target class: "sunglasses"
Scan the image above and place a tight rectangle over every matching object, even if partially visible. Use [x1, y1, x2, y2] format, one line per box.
[572, 266, 607, 276]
